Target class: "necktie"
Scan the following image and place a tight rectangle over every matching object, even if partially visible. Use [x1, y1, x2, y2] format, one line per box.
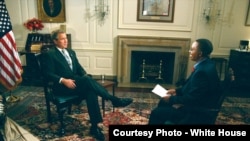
[62, 49, 73, 70]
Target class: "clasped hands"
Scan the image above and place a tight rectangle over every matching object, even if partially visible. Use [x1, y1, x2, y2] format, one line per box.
[61, 78, 76, 89]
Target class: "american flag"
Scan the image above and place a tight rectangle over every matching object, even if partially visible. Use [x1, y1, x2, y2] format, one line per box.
[0, 0, 22, 91]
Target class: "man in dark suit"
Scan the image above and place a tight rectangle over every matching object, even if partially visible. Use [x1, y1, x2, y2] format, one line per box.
[148, 38, 221, 124]
[41, 30, 133, 140]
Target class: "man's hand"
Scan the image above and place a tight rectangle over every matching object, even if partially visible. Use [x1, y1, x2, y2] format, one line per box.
[162, 95, 171, 103]
[61, 78, 76, 89]
[167, 89, 176, 96]
[161, 88, 177, 102]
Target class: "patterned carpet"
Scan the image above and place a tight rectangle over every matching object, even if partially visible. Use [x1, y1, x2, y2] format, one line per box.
[4, 86, 250, 141]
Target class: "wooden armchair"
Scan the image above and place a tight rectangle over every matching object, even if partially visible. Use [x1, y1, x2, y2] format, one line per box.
[42, 78, 80, 136]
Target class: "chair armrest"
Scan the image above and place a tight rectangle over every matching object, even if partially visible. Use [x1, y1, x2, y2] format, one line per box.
[43, 80, 55, 101]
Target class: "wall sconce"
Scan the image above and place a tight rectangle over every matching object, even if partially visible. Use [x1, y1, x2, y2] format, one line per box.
[95, 0, 109, 24]
[85, 0, 109, 25]
[202, 0, 222, 24]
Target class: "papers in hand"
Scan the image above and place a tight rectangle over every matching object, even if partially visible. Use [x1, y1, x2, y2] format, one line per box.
[152, 84, 169, 97]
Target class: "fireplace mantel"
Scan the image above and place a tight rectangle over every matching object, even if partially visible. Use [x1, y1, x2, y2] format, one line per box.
[117, 36, 191, 87]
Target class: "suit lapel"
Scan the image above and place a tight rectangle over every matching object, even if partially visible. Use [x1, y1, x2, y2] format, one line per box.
[55, 48, 72, 70]
[55, 48, 66, 61]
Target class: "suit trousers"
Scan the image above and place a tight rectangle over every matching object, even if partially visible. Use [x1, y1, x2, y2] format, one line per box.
[54, 75, 114, 125]
[148, 99, 186, 124]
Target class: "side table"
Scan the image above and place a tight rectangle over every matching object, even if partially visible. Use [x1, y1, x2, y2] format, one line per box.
[97, 80, 116, 116]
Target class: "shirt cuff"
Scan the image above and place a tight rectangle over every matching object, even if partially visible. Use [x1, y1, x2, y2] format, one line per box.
[59, 78, 63, 84]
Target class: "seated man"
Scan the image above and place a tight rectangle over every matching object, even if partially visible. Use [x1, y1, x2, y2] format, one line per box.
[41, 30, 133, 140]
[148, 38, 221, 125]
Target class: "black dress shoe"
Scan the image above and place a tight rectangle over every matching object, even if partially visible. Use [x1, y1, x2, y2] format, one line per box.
[112, 98, 133, 107]
[90, 126, 105, 141]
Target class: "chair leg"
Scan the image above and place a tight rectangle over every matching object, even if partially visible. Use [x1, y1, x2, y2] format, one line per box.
[102, 98, 105, 116]
[46, 100, 52, 123]
[112, 84, 115, 112]
[67, 105, 72, 114]
[57, 107, 67, 136]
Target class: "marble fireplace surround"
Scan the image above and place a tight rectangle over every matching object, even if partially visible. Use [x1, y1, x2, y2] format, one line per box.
[117, 36, 191, 87]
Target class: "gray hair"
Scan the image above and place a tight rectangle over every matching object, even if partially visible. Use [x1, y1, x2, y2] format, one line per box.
[51, 29, 65, 40]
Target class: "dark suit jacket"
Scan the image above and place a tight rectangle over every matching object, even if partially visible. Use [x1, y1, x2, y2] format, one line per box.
[41, 46, 87, 95]
[169, 58, 221, 111]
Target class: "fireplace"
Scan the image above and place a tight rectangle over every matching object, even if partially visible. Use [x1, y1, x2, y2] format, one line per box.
[131, 51, 175, 84]
[117, 36, 191, 87]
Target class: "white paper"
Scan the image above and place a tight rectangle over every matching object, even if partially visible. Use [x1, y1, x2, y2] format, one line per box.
[152, 84, 169, 97]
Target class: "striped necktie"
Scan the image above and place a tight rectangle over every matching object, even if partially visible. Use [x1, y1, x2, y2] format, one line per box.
[61, 49, 73, 70]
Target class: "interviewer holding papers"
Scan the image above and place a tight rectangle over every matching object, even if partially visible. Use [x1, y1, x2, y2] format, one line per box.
[148, 39, 221, 124]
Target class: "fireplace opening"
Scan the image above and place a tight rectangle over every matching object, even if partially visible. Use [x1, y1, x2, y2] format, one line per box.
[130, 51, 175, 84]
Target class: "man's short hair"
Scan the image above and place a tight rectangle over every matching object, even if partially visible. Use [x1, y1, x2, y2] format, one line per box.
[51, 29, 65, 40]
[196, 38, 213, 57]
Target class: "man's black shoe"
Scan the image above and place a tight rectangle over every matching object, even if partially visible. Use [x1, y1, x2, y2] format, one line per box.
[90, 126, 105, 141]
[112, 98, 133, 107]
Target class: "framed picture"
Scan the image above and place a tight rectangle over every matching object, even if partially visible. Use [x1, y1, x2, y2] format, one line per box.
[245, 0, 250, 26]
[37, 0, 66, 23]
[137, 0, 175, 22]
